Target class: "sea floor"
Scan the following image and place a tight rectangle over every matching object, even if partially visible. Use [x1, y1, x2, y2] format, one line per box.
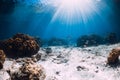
[39, 44, 120, 80]
[2, 43, 120, 80]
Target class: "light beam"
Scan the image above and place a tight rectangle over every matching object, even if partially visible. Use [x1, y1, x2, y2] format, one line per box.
[44, 0, 99, 24]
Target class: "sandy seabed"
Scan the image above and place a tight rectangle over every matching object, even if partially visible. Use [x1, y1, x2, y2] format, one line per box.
[1, 43, 120, 80]
[39, 44, 120, 80]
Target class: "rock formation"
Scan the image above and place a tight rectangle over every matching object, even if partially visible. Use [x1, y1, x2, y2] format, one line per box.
[0, 33, 40, 58]
[77, 34, 103, 47]
[10, 59, 46, 80]
[107, 47, 120, 64]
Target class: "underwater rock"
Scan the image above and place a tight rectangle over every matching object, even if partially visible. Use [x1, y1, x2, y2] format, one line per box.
[77, 35, 89, 47]
[45, 48, 52, 54]
[48, 38, 68, 46]
[77, 34, 103, 47]
[76, 66, 89, 71]
[107, 47, 120, 64]
[105, 33, 118, 44]
[0, 33, 40, 58]
[0, 50, 6, 69]
[10, 60, 46, 80]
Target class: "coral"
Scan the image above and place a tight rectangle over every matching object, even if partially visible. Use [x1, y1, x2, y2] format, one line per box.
[0, 50, 6, 69]
[107, 47, 120, 64]
[77, 34, 103, 47]
[0, 33, 40, 58]
[10, 59, 46, 80]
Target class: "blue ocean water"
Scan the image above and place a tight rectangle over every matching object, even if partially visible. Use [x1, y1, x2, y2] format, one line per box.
[0, 0, 120, 41]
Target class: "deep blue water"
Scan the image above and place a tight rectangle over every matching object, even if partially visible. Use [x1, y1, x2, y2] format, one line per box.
[0, 0, 120, 41]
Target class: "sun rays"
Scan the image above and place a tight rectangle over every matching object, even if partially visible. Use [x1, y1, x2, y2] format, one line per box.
[38, 0, 103, 25]
[24, 0, 113, 39]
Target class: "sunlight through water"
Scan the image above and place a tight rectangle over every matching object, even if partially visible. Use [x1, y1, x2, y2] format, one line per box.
[38, 0, 113, 39]
[39, 0, 101, 24]
[12, 0, 113, 39]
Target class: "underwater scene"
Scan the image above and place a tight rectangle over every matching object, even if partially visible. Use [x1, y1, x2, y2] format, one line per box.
[0, 0, 120, 80]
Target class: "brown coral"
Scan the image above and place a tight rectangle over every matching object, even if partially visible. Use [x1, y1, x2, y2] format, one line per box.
[0, 33, 40, 58]
[11, 60, 46, 80]
[0, 50, 6, 69]
[107, 47, 120, 64]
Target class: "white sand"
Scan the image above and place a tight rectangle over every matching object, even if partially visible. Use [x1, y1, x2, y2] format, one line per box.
[38, 43, 120, 80]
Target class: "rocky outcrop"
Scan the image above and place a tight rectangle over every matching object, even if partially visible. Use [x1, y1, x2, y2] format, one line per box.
[0, 50, 6, 69]
[0, 33, 40, 58]
[77, 34, 103, 47]
[10, 59, 46, 80]
[107, 47, 120, 64]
